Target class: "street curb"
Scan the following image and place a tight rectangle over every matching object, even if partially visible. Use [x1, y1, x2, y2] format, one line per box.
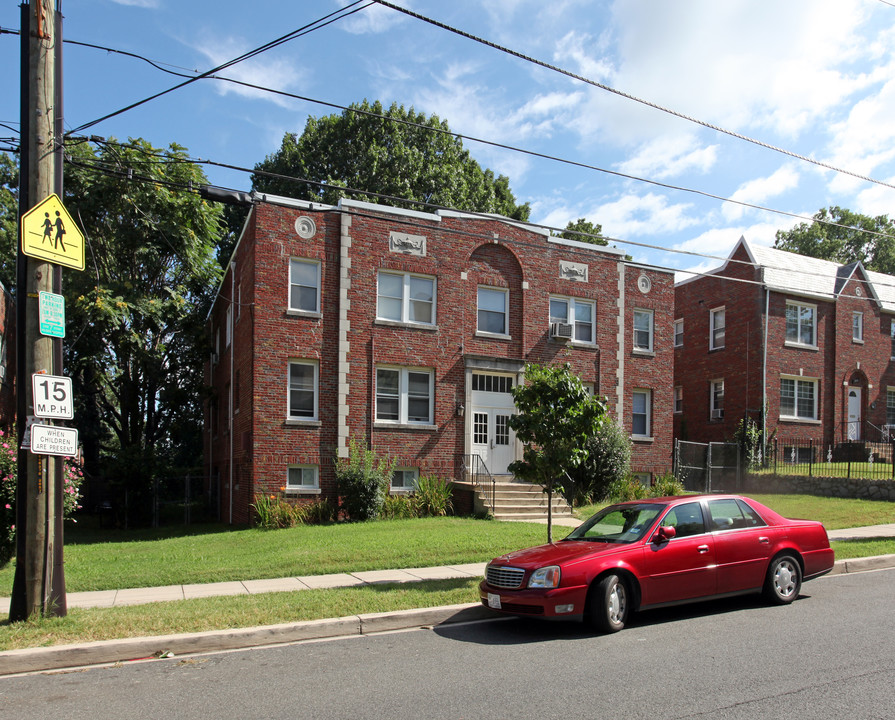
[2, 554, 894, 677]
[0, 603, 493, 677]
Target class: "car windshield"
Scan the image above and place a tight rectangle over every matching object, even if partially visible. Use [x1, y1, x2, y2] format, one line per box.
[564, 503, 665, 544]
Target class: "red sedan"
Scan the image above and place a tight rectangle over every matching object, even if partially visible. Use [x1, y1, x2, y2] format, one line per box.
[479, 494, 834, 633]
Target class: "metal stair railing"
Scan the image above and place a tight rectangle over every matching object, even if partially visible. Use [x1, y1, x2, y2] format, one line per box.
[459, 454, 496, 513]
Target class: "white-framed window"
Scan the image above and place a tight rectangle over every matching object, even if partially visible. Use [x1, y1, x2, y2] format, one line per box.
[710, 379, 724, 419]
[377, 271, 435, 325]
[549, 296, 595, 343]
[632, 389, 651, 437]
[887, 387, 895, 426]
[287, 465, 319, 492]
[289, 258, 321, 313]
[477, 286, 508, 335]
[673, 319, 683, 347]
[780, 376, 817, 421]
[633, 309, 654, 352]
[391, 468, 419, 492]
[891, 320, 895, 359]
[375, 367, 434, 425]
[674, 386, 683, 414]
[288, 360, 318, 420]
[225, 304, 232, 348]
[852, 312, 863, 342]
[709, 307, 725, 350]
[785, 301, 816, 347]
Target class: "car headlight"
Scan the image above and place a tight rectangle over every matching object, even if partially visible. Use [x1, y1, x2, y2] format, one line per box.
[528, 565, 561, 589]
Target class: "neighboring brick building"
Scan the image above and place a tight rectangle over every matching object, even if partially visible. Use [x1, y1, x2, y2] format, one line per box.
[205, 195, 674, 524]
[0, 281, 14, 429]
[674, 236, 895, 450]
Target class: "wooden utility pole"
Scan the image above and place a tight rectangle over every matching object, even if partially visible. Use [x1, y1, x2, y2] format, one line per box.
[9, 0, 66, 621]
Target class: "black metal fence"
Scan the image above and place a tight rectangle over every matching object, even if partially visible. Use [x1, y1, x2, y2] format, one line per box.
[766, 437, 895, 481]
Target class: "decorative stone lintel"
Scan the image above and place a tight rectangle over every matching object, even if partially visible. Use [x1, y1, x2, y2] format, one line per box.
[389, 231, 426, 256]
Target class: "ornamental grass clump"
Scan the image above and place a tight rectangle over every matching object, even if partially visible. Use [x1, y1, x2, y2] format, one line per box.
[411, 475, 454, 517]
[251, 490, 306, 529]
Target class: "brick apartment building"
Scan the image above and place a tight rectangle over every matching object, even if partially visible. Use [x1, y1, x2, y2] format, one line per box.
[0, 281, 14, 429]
[205, 195, 674, 524]
[674, 236, 895, 451]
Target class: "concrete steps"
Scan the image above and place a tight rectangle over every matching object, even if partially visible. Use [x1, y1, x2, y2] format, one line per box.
[474, 477, 574, 521]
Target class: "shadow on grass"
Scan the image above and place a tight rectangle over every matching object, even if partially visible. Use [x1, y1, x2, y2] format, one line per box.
[64, 514, 245, 545]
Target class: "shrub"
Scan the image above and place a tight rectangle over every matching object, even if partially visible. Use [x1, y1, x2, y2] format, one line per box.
[1, 427, 84, 568]
[335, 438, 395, 521]
[412, 475, 454, 517]
[568, 419, 632, 504]
[607, 474, 649, 502]
[651, 472, 685, 497]
[252, 491, 306, 529]
[303, 498, 336, 524]
[380, 494, 415, 520]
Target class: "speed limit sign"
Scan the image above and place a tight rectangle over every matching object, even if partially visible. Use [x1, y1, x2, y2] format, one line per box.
[32, 373, 74, 420]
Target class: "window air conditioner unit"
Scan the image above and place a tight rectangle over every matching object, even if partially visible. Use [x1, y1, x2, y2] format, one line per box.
[711, 408, 724, 420]
[550, 322, 574, 340]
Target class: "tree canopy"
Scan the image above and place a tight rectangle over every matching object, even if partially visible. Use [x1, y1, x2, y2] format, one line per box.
[508, 363, 607, 542]
[0, 152, 18, 292]
[61, 138, 224, 519]
[557, 217, 607, 246]
[774, 206, 895, 275]
[252, 100, 531, 220]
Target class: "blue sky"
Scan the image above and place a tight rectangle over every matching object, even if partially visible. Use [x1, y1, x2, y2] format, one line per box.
[2, 0, 895, 279]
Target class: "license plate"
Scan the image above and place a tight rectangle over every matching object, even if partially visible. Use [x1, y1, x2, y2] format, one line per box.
[488, 593, 502, 609]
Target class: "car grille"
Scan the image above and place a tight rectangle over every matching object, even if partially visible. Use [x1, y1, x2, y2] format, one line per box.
[486, 565, 525, 589]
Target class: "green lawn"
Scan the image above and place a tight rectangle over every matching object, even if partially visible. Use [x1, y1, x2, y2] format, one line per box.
[0, 497, 892, 653]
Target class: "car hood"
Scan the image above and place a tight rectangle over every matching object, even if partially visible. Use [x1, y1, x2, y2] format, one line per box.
[492, 540, 628, 568]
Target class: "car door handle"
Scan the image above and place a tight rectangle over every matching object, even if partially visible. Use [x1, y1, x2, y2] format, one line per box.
[758, 537, 770, 544]
[697, 545, 710, 554]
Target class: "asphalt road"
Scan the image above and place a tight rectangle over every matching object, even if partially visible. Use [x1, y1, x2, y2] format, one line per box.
[2, 568, 893, 720]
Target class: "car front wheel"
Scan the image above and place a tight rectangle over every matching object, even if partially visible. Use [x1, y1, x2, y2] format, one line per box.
[764, 554, 802, 605]
[587, 574, 629, 633]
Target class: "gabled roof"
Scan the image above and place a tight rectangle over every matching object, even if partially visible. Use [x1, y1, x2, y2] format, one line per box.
[680, 237, 895, 312]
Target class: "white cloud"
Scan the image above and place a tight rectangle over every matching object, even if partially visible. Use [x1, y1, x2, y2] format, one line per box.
[110, 0, 159, 7]
[723, 165, 801, 221]
[192, 36, 306, 108]
[617, 135, 718, 181]
[335, 0, 409, 35]
[595, 192, 700, 239]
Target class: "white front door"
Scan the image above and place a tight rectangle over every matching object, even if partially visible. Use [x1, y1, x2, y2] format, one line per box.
[847, 388, 862, 440]
[469, 373, 516, 474]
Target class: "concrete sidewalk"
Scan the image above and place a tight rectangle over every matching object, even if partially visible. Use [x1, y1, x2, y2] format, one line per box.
[1, 525, 894, 676]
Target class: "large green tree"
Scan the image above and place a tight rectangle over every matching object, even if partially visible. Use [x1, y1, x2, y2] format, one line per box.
[508, 363, 607, 542]
[774, 206, 895, 274]
[0, 152, 18, 292]
[251, 99, 530, 217]
[557, 217, 607, 246]
[62, 139, 224, 521]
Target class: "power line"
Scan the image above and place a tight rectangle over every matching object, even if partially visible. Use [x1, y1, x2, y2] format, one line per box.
[371, 0, 895, 192]
[68, 1, 374, 135]
[72, 136, 895, 299]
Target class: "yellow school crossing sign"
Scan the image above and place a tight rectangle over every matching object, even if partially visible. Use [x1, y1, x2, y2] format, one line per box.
[20, 194, 85, 271]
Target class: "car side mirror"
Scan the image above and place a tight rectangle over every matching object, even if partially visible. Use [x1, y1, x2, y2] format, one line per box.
[653, 525, 676, 543]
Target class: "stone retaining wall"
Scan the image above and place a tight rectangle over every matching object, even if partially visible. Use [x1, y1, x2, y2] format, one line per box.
[743, 473, 895, 501]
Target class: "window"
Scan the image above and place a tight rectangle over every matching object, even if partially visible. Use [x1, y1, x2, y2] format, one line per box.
[709, 307, 725, 350]
[887, 388, 895, 427]
[891, 320, 895, 359]
[287, 465, 319, 491]
[288, 360, 318, 420]
[391, 468, 419, 492]
[477, 287, 508, 335]
[633, 310, 654, 352]
[376, 367, 434, 424]
[710, 379, 724, 419]
[289, 258, 320, 313]
[674, 386, 683, 414]
[780, 376, 817, 420]
[632, 389, 651, 437]
[377, 271, 435, 325]
[660, 502, 706, 538]
[673, 319, 683, 347]
[707, 498, 766, 531]
[785, 301, 816, 347]
[225, 304, 232, 348]
[549, 296, 595, 343]
[852, 312, 863, 342]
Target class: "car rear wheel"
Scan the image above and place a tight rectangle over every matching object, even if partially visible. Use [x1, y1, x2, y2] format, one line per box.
[587, 574, 629, 633]
[764, 554, 802, 605]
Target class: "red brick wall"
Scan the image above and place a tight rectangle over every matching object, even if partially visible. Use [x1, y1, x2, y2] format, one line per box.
[207, 200, 675, 523]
